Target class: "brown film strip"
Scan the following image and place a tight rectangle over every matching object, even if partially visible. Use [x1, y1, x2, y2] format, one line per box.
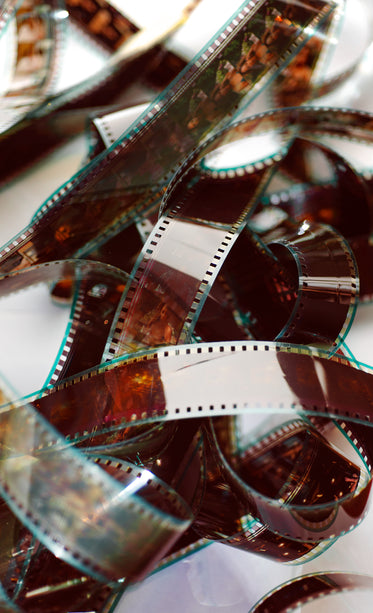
[250, 571, 373, 612]
[0, 103, 372, 608]
[21, 92, 373, 588]
[65, 0, 139, 52]
[0, 0, 336, 270]
[103, 107, 367, 360]
[27, 339, 373, 535]
[0, 116, 372, 608]
[4, 1, 373, 611]
[0, 6, 344, 610]
[1, 0, 366, 187]
[0, 0, 201, 184]
[0, 0, 64, 133]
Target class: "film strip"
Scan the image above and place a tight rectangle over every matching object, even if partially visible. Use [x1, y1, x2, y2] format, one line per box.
[0, 0, 64, 133]
[0, 0, 337, 269]
[268, 0, 373, 106]
[0, 0, 201, 127]
[0, 0, 202, 184]
[0, 116, 370, 608]
[103, 105, 368, 360]
[251, 571, 373, 612]
[1, 321, 373, 609]
[0, 266, 370, 568]
[64, 0, 139, 52]
[2, 0, 369, 187]
[88, 0, 373, 143]
[2, 1, 373, 611]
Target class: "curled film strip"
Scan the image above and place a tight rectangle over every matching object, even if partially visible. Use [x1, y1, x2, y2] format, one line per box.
[0, 0, 64, 133]
[0, 105, 372, 610]
[2, 0, 373, 612]
[250, 571, 373, 612]
[0, 0, 203, 184]
[0, 0, 337, 267]
[2, 0, 371, 186]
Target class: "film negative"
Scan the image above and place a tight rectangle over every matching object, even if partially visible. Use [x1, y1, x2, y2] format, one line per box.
[103, 106, 367, 360]
[2, 1, 373, 612]
[89, 0, 373, 143]
[0, 0, 337, 269]
[0, 0, 64, 133]
[24, 339, 373, 533]
[64, 0, 140, 52]
[0, 123, 370, 608]
[0, 0, 203, 184]
[250, 571, 373, 612]
[0, 0, 200, 128]
[268, 0, 373, 106]
[2, 0, 369, 187]
[0, 252, 370, 556]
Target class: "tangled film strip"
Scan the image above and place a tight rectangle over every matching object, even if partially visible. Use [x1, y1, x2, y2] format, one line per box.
[2, 0, 373, 611]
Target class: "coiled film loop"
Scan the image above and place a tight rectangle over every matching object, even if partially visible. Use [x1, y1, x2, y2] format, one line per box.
[2, 2, 373, 611]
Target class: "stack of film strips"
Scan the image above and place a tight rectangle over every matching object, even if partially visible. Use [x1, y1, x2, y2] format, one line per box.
[1, 1, 373, 612]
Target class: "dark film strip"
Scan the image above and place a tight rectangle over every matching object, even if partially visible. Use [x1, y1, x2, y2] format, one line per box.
[0, 0, 64, 134]
[251, 572, 373, 612]
[0, 1, 200, 184]
[65, 0, 139, 52]
[4, 1, 373, 612]
[0, 0, 336, 271]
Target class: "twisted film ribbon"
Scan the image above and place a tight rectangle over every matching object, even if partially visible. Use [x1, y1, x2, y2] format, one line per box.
[4, 1, 373, 612]
[0, 0, 201, 183]
[250, 571, 373, 611]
